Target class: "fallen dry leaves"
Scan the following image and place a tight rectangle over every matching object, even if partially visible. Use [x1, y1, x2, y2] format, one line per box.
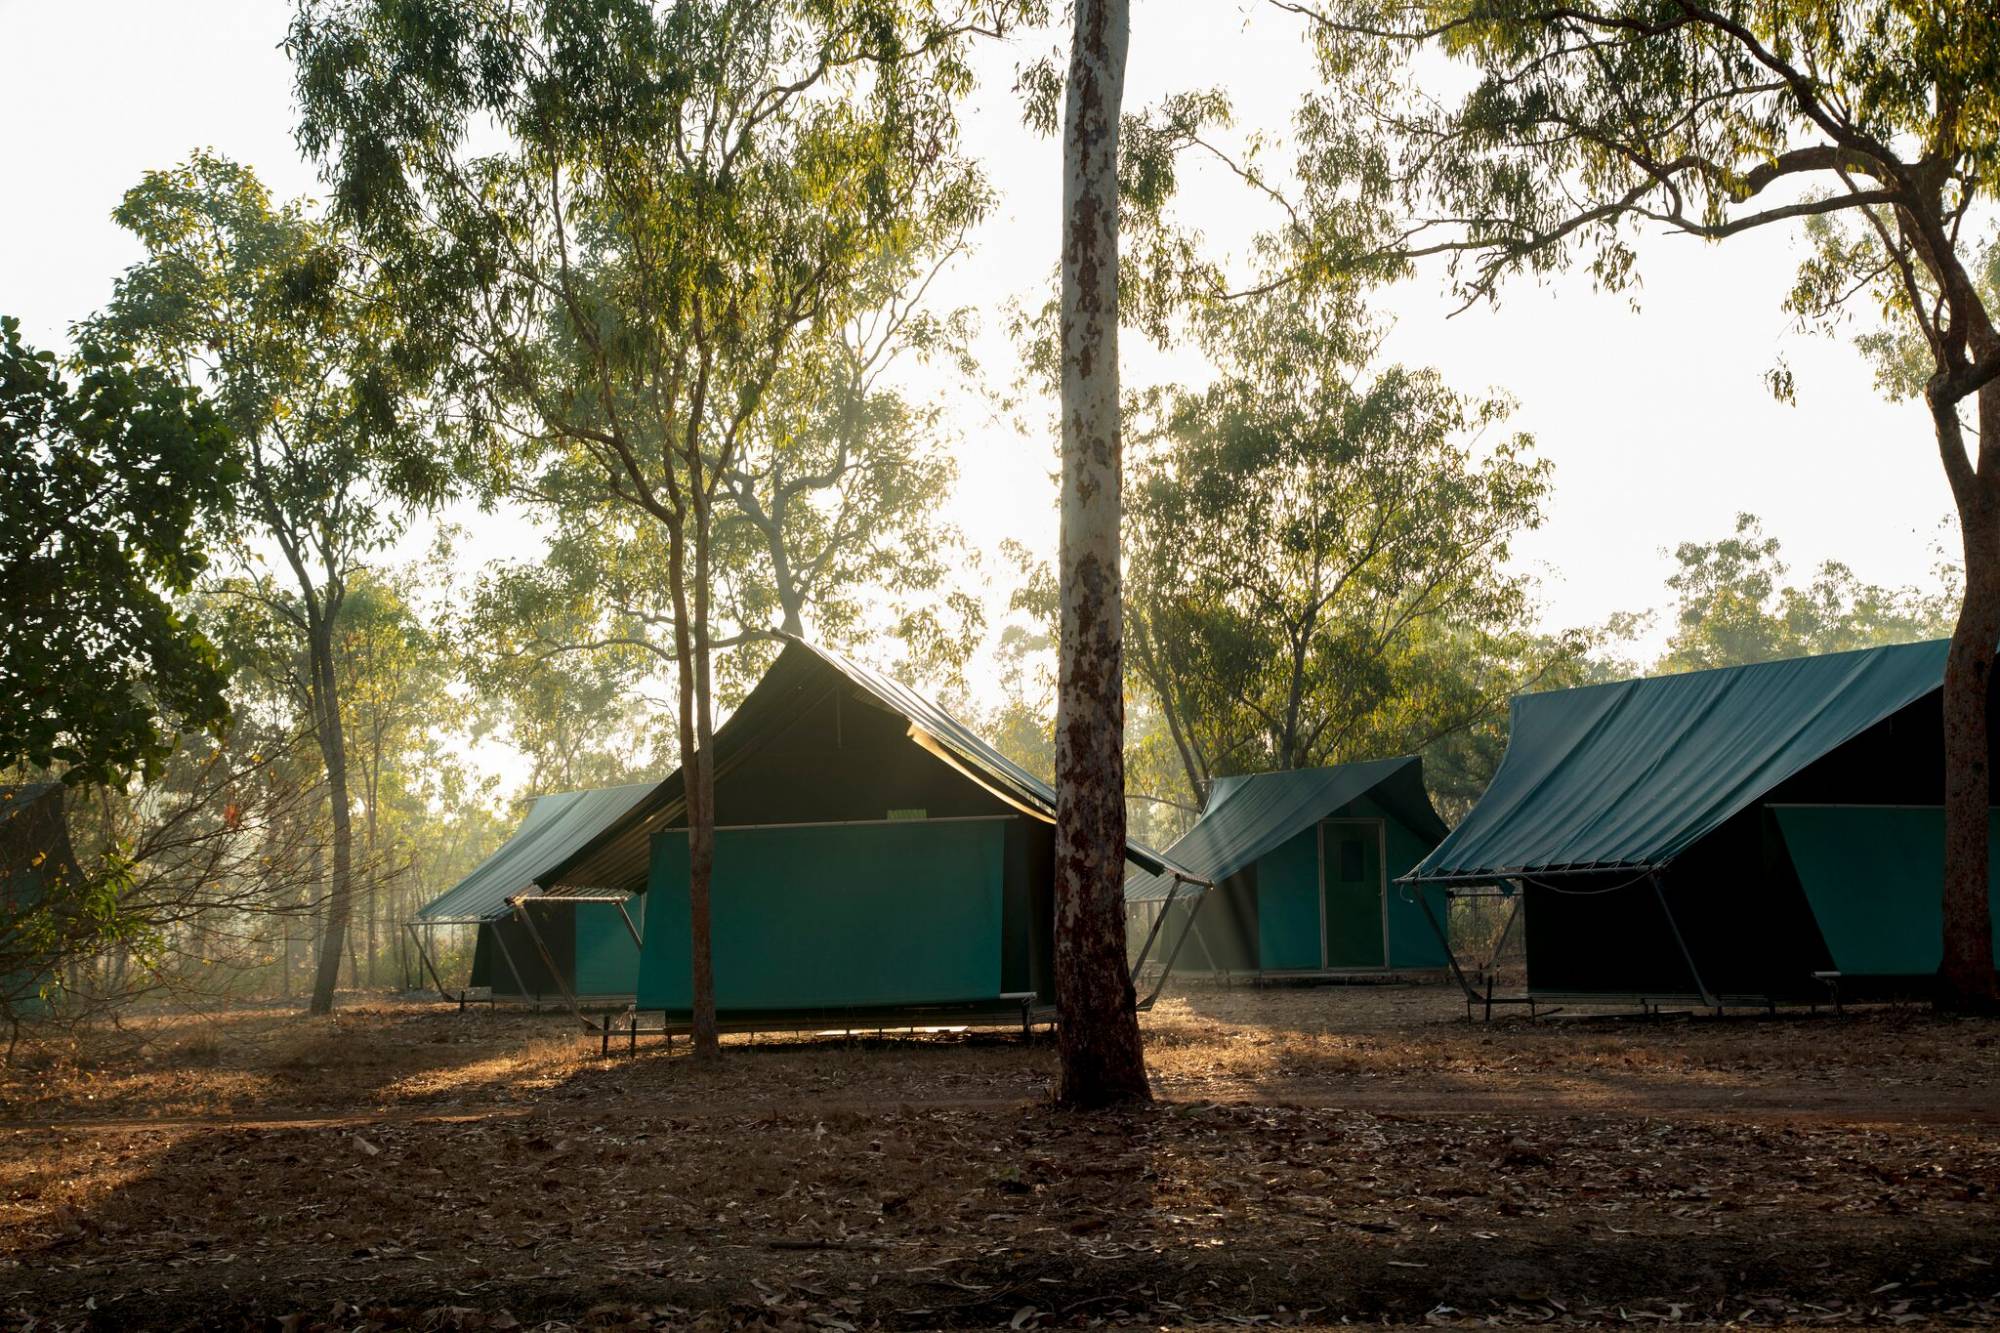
[0, 987, 1995, 1329]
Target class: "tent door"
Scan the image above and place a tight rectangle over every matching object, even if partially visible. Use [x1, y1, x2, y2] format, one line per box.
[1320, 818, 1387, 969]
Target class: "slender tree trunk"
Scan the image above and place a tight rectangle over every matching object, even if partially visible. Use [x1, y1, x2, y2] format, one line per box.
[309, 622, 355, 1017]
[1939, 385, 2000, 1014]
[364, 774, 379, 989]
[769, 522, 806, 638]
[692, 484, 722, 1054]
[1054, 0, 1148, 1109]
[667, 498, 720, 1060]
[1132, 616, 1208, 810]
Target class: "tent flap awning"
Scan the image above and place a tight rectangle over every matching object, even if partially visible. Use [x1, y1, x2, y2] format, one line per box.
[417, 783, 656, 923]
[1404, 638, 1950, 885]
[1125, 756, 1446, 903]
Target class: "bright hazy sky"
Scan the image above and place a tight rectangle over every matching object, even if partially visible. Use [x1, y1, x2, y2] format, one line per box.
[0, 1, 1959, 691]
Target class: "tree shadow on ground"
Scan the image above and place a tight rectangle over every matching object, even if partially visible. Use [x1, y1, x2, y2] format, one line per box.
[7, 1090, 1999, 1330]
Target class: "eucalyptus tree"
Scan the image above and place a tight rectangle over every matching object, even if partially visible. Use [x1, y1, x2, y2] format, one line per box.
[470, 243, 984, 719]
[98, 152, 442, 1016]
[714, 245, 984, 676]
[1054, 0, 1149, 1108]
[1, 316, 236, 789]
[291, 0, 1022, 1057]
[1281, 0, 2000, 1008]
[1647, 513, 1957, 673]
[1127, 293, 1562, 805]
[335, 572, 461, 983]
[462, 549, 668, 790]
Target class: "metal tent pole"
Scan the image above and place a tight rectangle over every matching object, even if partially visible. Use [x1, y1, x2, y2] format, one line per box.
[1127, 875, 1187, 981]
[486, 915, 534, 1006]
[509, 897, 602, 1032]
[1415, 885, 1481, 1008]
[1649, 870, 1718, 1010]
[615, 898, 643, 948]
[1484, 891, 1524, 979]
[1138, 884, 1214, 1010]
[406, 921, 455, 1003]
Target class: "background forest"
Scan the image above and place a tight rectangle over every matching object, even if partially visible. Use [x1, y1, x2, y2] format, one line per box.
[0, 0, 1973, 1028]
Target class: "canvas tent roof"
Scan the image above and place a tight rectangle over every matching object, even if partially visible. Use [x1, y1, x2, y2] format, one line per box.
[1125, 756, 1446, 902]
[418, 783, 656, 923]
[543, 636, 1203, 894]
[1405, 637, 1951, 885]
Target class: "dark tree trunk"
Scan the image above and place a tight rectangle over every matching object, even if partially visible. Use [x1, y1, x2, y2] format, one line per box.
[309, 621, 354, 1017]
[1939, 391, 2000, 1014]
[364, 771, 380, 988]
[690, 484, 721, 1060]
[668, 489, 721, 1060]
[1054, 0, 1149, 1109]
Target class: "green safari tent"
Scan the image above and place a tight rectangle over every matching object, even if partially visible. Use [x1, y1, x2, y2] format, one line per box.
[1124, 758, 1451, 977]
[414, 783, 655, 1005]
[1404, 637, 2000, 1005]
[538, 638, 1204, 1030]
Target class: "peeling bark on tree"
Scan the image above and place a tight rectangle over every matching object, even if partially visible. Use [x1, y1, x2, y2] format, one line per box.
[1055, 0, 1149, 1109]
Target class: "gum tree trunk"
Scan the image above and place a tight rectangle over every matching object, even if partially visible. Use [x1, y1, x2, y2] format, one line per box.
[308, 619, 354, 1017]
[1938, 376, 2000, 1014]
[668, 495, 721, 1061]
[1054, 0, 1149, 1109]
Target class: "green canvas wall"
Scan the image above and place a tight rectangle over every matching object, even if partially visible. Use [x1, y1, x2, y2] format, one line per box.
[468, 898, 640, 998]
[573, 899, 642, 996]
[1161, 801, 1446, 974]
[1364, 794, 1451, 969]
[641, 817, 1010, 1013]
[1255, 828, 1323, 970]
[1776, 805, 2000, 976]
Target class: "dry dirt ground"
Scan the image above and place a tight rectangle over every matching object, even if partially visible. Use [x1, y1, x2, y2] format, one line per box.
[1, 984, 1997, 1330]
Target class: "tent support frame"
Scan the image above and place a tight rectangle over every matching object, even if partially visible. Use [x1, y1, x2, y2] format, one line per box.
[405, 921, 466, 1008]
[1413, 884, 1484, 1014]
[1137, 880, 1212, 1011]
[485, 912, 536, 1010]
[1649, 870, 1719, 1010]
[509, 897, 612, 1033]
[615, 900, 642, 949]
[1127, 874, 1214, 1011]
[1128, 876, 1186, 978]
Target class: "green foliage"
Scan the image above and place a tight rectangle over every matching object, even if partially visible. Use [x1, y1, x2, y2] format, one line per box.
[1850, 243, 2000, 402]
[714, 261, 987, 680]
[1640, 513, 1957, 674]
[99, 152, 439, 582]
[289, 2, 1019, 842]
[288, 0, 1017, 481]
[1125, 293, 1577, 808]
[460, 548, 668, 791]
[1288, 0, 1999, 318]
[0, 317, 237, 787]
[0, 829, 143, 1020]
[99, 150, 451, 1012]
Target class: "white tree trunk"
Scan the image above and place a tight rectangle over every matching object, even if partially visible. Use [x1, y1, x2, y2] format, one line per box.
[1054, 0, 1149, 1107]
